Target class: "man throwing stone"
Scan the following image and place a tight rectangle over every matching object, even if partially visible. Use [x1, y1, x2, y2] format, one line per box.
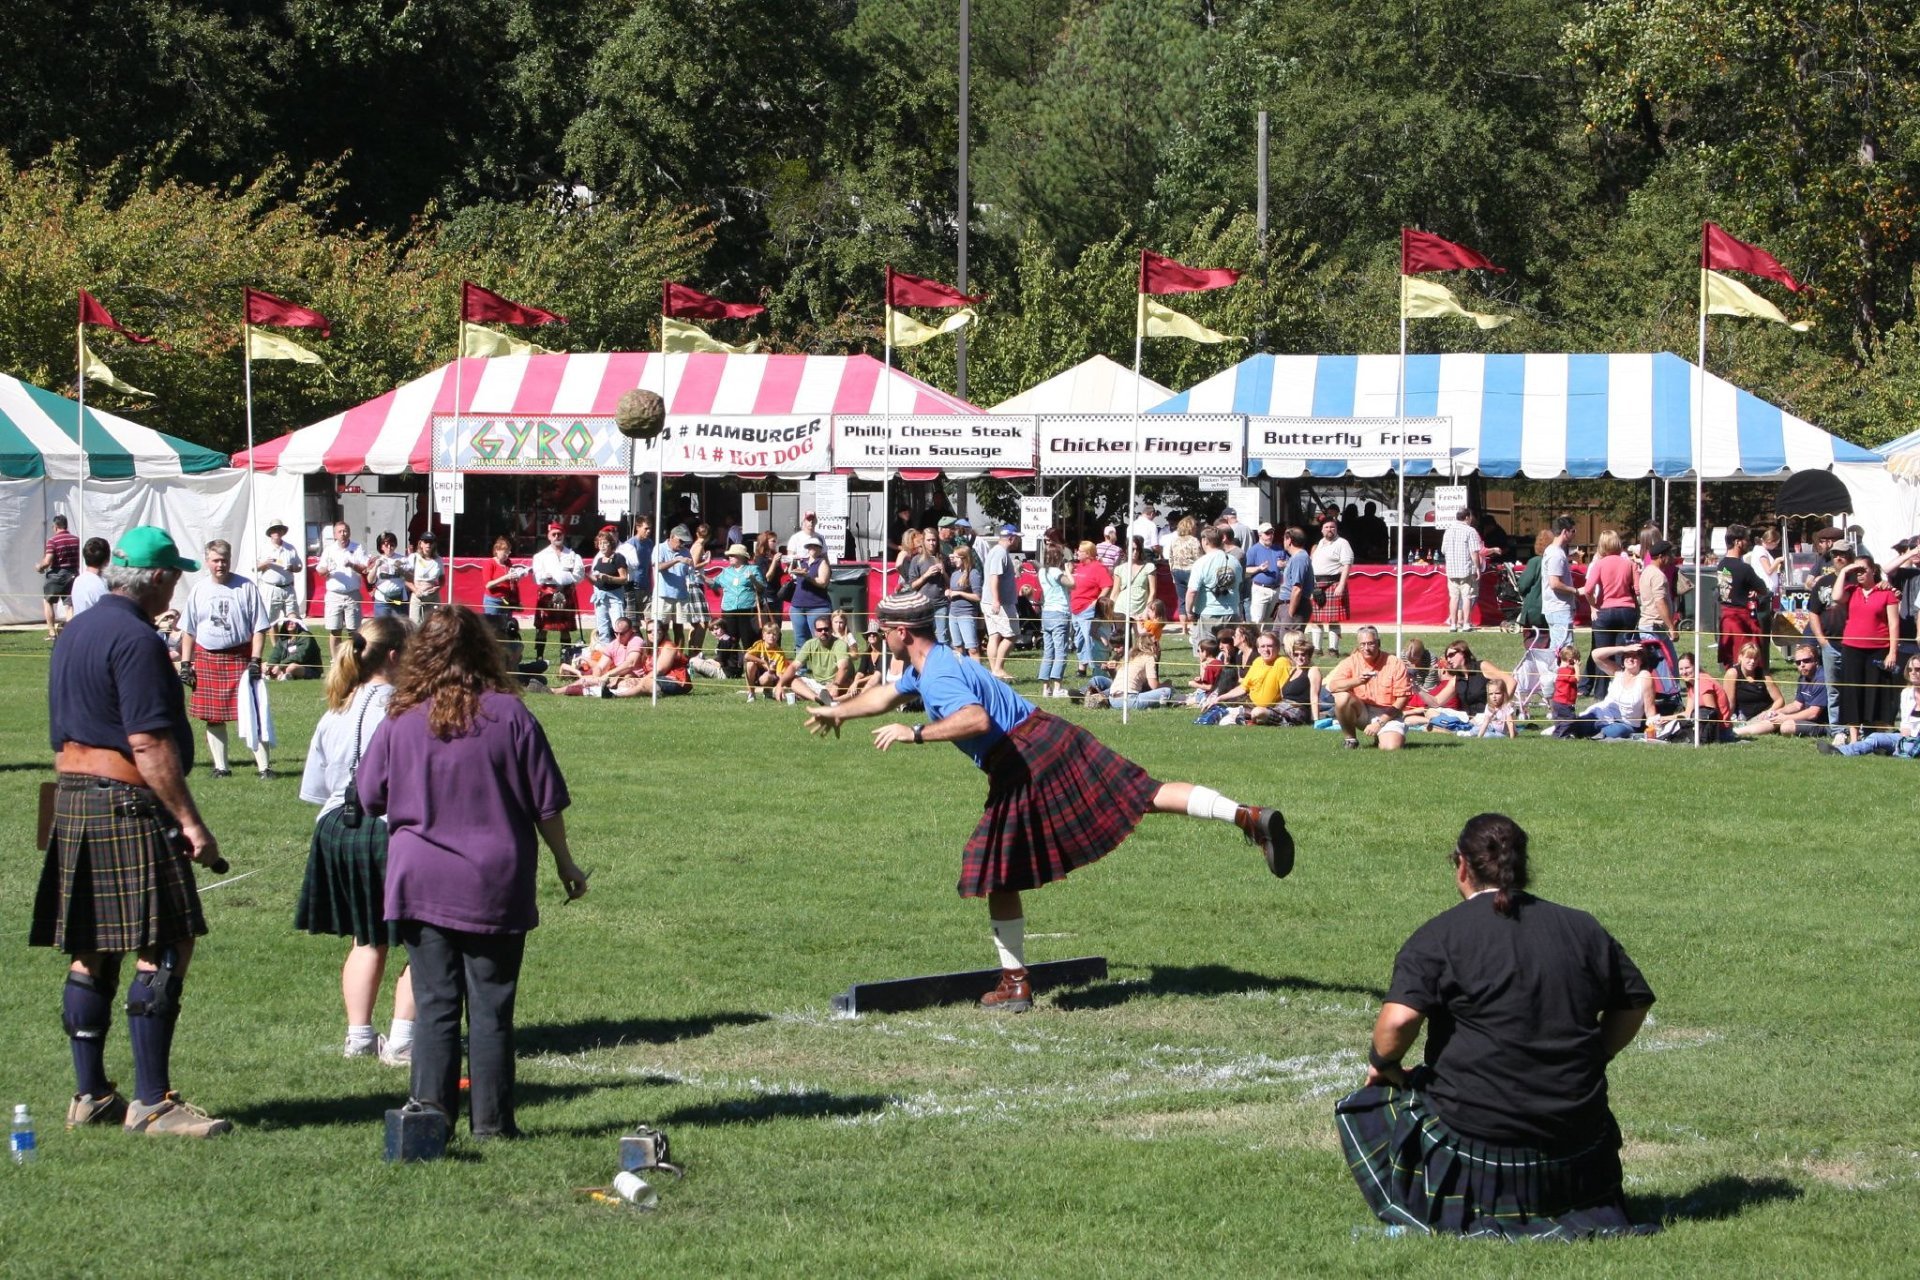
[805, 592, 1294, 1014]
[31, 526, 231, 1137]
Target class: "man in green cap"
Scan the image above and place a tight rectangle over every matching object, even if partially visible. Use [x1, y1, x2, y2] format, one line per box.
[31, 526, 233, 1137]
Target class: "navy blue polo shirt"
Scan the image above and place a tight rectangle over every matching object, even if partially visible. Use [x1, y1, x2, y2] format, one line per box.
[48, 593, 194, 770]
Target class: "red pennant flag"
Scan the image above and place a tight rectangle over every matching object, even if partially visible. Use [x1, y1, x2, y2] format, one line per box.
[245, 287, 333, 338]
[662, 281, 766, 321]
[886, 267, 984, 309]
[461, 281, 568, 326]
[78, 289, 159, 343]
[1702, 223, 1801, 292]
[1139, 251, 1241, 295]
[1401, 228, 1505, 275]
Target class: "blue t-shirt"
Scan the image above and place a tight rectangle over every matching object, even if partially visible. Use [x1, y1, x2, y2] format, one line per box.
[653, 543, 690, 599]
[1246, 541, 1285, 588]
[897, 645, 1034, 769]
[48, 593, 195, 769]
[1281, 548, 1313, 603]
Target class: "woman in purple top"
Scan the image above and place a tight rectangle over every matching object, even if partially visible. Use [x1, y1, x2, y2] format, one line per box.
[357, 605, 588, 1140]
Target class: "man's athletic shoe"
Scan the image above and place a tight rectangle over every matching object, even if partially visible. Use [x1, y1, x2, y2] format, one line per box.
[379, 1038, 413, 1068]
[67, 1086, 128, 1128]
[344, 1033, 385, 1059]
[980, 968, 1033, 1014]
[124, 1092, 232, 1138]
[1235, 805, 1295, 878]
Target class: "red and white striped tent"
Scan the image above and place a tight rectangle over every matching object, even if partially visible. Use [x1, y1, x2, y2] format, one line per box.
[232, 352, 981, 474]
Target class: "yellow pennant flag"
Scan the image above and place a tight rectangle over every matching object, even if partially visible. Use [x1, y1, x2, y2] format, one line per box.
[886, 307, 976, 348]
[1139, 297, 1238, 344]
[80, 339, 153, 397]
[460, 322, 550, 358]
[246, 328, 324, 365]
[662, 316, 760, 355]
[1703, 269, 1812, 331]
[1400, 276, 1512, 329]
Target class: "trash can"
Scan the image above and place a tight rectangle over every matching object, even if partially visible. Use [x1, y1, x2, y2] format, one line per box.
[826, 564, 871, 632]
[1677, 562, 1717, 635]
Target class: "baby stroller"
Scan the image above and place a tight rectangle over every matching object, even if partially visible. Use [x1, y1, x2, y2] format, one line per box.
[1493, 563, 1524, 633]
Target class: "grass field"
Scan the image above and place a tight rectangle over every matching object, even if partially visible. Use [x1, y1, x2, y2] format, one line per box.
[2, 626, 1917, 1277]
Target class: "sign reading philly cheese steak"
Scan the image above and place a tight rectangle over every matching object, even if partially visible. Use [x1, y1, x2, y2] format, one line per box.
[833, 415, 1036, 471]
[1038, 414, 1244, 476]
[632, 414, 832, 475]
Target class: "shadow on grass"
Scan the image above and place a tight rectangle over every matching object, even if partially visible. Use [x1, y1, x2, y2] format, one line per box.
[224, 1078, 623, 1130]
[518, 1012, 769, 1054]
[1050, 963, 1386, 1012]
[654, 1090, 893, 1127]
[1629, 1174, 1803, 1224]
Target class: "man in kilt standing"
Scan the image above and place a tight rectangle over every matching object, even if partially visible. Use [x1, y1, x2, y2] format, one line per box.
[177, 540, 272, 780]
[806, 592, 1296, 1013]
[31, 526, 232, 1136]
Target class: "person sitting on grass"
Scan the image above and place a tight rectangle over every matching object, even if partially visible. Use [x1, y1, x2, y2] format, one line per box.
[1735, 642, 1829, 737]
[776, 616, 850, 705]
[554, 616, 643, 696]
[262, 617, 323, 680]
[1328, 626, 1412, 750]
[842, 626, 886, 700]
[1084, 631, 1173, 711]
[1556, 643, 1657, 739]
[1204, 631, 1301, 724]
[1187, 637, 1225, 705]
[1721, 642, 1783, 730]
[742, 624, 790, 702]
[1647, 650, 1732, 743]
[620, 623, 692, 698]
[1818, 653, 1920, 756]
[1461, 683, 1519, 738]
[1407, 641, 1514, 733]
[1335, 813, 1658, 1240]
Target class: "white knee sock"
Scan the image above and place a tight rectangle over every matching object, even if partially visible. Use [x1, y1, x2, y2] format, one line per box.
[991, 917, 1025, 970]
[205, 727, 230, 771]
[1184, 785, 1241, 823]
[252, 745, 270, 773]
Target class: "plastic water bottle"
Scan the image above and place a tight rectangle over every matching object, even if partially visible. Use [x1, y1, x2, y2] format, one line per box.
[11, 1104, 36, 1164]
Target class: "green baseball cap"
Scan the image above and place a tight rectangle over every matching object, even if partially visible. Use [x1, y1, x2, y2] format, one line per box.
[110, 526, 199, 572]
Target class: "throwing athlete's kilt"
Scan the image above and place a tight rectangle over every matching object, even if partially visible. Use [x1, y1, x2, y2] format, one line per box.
[188, 643, 251, 723]
[535, 583, 579, 632]
[30, 775, 206, 954]
[1334, 1075, 1657, 1241]
[1716, 603, 1760, 668]
[959, 710, 1159, 898]
[295, 806, 399, 947]
[1311, 574, 1349, 624]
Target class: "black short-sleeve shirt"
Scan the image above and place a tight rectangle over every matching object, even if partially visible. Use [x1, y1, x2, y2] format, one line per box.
[48, 593, 194, 770]
[1718, 556, 1767, 610]
[1387, 892, 1654, 1148]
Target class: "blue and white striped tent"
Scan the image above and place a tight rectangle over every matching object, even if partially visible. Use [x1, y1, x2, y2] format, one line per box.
[1153, 352, 1882, 479]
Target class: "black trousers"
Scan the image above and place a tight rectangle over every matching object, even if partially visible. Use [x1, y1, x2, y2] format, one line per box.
[400, 921, 526, 1137]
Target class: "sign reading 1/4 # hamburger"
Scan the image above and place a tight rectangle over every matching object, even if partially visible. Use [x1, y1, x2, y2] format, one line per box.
[635, 416, 831, 474]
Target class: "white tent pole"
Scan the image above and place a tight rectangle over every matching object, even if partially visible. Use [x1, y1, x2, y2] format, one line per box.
[883, 293, 893, 600]
[449, 330, 462, 634]
[243, 315, 257, 581]
[1394, 301, 1407, 651]
[1124, 275, 1149, 727]
[652, 334, 667, 706]
[1693, 240, 1708, 746]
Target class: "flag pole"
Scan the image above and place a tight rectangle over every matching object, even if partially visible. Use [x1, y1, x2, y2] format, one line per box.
[883, 267, 894, 600]
[1394, 281, 1408, 651]
[243, 311, 257, 578]
[653, 289, 667, 707]
[1692, 226, 1708, 746]
[1125, 256, 1148, 727]
[75, 319, 87, 546]
[449, 312, 463, 640]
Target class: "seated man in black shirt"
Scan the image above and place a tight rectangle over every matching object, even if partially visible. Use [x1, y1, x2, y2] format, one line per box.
[1335, 813, 1657, 1239]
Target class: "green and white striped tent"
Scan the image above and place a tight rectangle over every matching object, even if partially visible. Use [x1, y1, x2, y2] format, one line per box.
[0, 373, 299, 624]
[0, 372, 228, 477]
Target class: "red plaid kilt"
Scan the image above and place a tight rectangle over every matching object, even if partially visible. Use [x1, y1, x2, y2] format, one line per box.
[1717, 603, 1759, 668]
[188, 644, 250, 723]
[1310, 575, 1349, 624]
[31, 776, 206, 954]
[958, 711, 1160, 898]
[535, 583, 581, 632]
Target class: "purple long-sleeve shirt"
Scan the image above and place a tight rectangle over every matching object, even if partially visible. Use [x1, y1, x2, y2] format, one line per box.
[357, 690, 570, 934]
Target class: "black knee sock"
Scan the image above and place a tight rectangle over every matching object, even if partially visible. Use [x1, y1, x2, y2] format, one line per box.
[63, 976, 114, 1097]
[126, 970, 181, 1105]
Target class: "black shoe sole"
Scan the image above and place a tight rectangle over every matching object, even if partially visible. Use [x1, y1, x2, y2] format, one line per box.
[1264, 810, 1296, 879]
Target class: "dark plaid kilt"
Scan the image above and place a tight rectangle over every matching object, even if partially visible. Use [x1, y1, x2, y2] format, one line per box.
[188, 643, 250, 723]
[30, 776, 206, 954]
[958, 711, 1160, 898]
[535, 584, 580, 632]
[1310, 575, 1349, 624]
[1334, 1077, 1657, 1241]
[1717, 604, 1760, 668]
[295, 807, 399, 947]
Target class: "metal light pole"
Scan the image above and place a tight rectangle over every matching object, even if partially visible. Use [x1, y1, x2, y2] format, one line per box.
[955, 0, 971, 401]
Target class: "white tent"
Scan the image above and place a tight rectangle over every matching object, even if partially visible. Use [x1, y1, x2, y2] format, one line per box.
[990, 354, 1173, 415]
